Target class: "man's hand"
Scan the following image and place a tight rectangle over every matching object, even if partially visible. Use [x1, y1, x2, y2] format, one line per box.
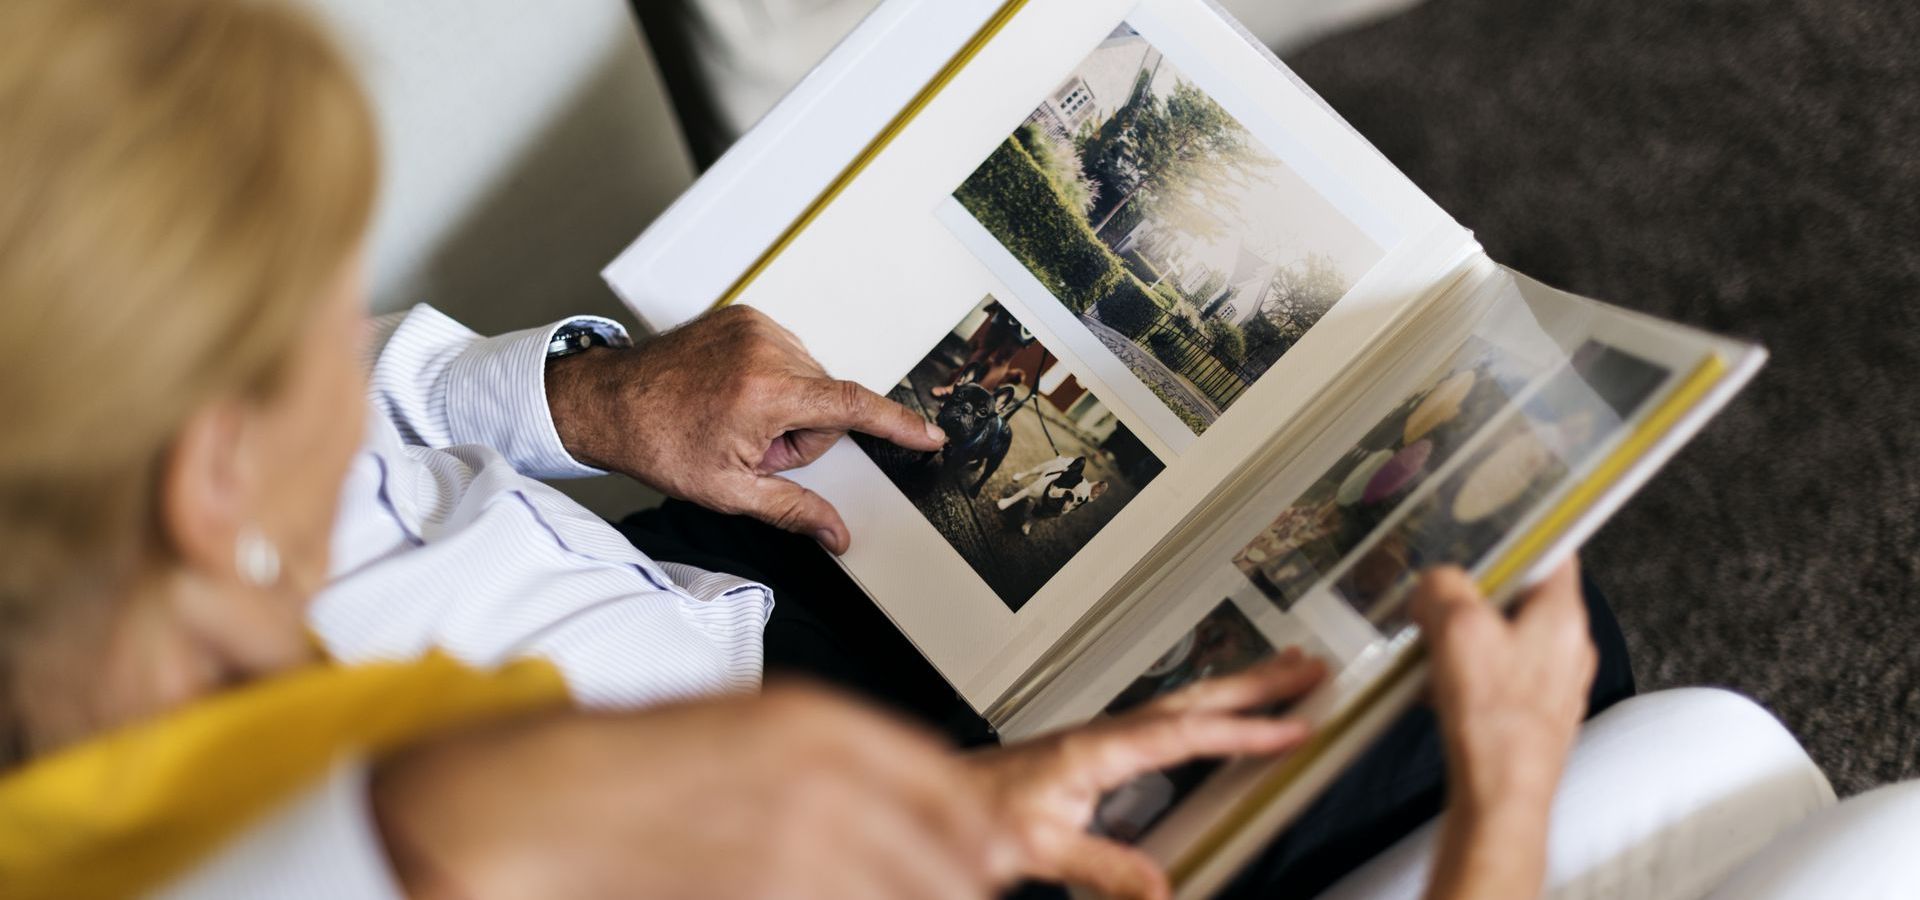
[546, 306, 945, 553]
[373, 684, 1000, 900]
[966, 651, 1327, 900]
[1414, 560, 1596, 900]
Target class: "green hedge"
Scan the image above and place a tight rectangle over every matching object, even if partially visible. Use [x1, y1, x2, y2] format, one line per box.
[1206, 319, 1248, 364]
[1147, 330, 1188, 369]
[1119, 250, 1163, 285]
[1152, 283, 1185, 311]
[1096, 278, 1162, 338]
[955, 139, 1126, 313]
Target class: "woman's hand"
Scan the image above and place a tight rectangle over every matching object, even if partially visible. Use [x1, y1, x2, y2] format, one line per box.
[371, 653, 1326, 900]
[1414, 560, 1596, 900]
[372, 683, 1000, 900]
[966, 650, 1327, 900]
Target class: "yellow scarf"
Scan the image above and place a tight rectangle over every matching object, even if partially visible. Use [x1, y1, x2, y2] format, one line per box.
[0, 653, 570, 899]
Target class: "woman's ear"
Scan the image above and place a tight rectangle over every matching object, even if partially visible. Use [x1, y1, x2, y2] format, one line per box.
[154, 398, 315, 682]
[158, 399, 252, 584]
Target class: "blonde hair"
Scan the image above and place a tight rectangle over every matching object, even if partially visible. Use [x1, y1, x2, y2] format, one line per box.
[0, 0, 377, 633]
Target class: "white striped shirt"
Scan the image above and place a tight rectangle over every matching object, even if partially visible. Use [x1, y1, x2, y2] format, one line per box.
[313, 304, 772, 706]
[161, 306, 773, 897]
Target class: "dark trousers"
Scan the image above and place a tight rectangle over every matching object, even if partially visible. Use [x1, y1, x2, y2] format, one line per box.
[615, 501, 1636, 898]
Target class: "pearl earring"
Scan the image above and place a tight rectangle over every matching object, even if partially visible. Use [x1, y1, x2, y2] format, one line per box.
[235, 525, 282, 588]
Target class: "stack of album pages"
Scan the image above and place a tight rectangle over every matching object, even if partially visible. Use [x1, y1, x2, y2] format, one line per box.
[605, 1, 1765, 894]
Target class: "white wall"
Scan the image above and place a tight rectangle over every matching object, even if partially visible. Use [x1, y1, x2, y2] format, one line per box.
[300, 0, 691, 515]
[300, 0, 694, 323]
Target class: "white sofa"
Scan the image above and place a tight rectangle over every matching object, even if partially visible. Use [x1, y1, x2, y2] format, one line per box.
[1325, 689, 1832, 899]
[1327, 687, 1920, 899]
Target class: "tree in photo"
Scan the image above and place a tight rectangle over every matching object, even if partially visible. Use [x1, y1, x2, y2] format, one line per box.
[1078, 69, 1155, 227]
[1263, 253, 1346, 336]
[1205, 318, 1248, 364]
[949, 26, 1383, 439]
[1242, 315, 1294, 371]
[1080, 80, 1276, 240]
[1243, 254, 1346, 369]
[1016, 124, 1100, 217]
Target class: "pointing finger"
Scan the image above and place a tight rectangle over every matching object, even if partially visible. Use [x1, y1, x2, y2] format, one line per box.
[1142, 650, 1327, 716]
[1075, 713, 1311, 792]
[793, 378, 946, 452]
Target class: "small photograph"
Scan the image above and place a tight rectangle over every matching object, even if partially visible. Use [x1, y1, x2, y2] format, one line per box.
[1093, 599, 1273, 842]
[951, 23, 1382, 435]
[1104, 598, 1272, 714]
[1231, 339, 1541, 611]
[1333, 341, 1673, 631]
[854, 295, 1167, 613]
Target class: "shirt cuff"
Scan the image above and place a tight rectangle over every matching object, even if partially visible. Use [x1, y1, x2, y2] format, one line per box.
[444, 316, 631, 480]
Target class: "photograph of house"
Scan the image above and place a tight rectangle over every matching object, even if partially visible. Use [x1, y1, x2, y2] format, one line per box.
[954, 24, 1383, 435]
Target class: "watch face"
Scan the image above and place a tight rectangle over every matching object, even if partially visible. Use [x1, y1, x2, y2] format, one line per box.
[549, 329, 595, 358]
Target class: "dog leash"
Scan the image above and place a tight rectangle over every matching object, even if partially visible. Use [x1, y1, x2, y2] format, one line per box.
[949, 376, 1066, 461]
[1020, 387, 1066, 457]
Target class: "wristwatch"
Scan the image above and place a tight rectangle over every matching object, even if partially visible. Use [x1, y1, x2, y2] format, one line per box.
[546, 323, 612, 360]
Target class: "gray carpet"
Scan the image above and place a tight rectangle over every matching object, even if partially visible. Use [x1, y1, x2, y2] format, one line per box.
[1288, 0, 1920, 795]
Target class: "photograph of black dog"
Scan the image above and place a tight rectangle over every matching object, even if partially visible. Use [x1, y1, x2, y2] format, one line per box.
[935, 379, 1018, 497]
[855, 295, 1166, 612]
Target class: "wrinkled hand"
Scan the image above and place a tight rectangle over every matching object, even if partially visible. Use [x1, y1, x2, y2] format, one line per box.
[1413, 560, 1595, 900]
[373, 684, 1000, 900]
[546, 306, 944, 553]
[967, 651, 1327, 900]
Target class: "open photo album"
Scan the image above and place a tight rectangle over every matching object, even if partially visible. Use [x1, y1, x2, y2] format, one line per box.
[605, 1, 1766, 894]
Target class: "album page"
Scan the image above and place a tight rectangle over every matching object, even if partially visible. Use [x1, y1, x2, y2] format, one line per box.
[982, 269, 1763, 896]
[659, 0, 1478, 711]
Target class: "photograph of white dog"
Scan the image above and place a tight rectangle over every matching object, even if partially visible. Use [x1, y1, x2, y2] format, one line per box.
[995, 454, 1110, 534]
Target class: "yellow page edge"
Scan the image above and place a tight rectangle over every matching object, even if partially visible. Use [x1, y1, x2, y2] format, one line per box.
[1169, 351, 1732, 887]
[710, 0, 1032, 310]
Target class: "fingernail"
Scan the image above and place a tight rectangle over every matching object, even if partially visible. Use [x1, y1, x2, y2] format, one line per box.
[815, 528, 841, 551]
[924, 421, 947, 444]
